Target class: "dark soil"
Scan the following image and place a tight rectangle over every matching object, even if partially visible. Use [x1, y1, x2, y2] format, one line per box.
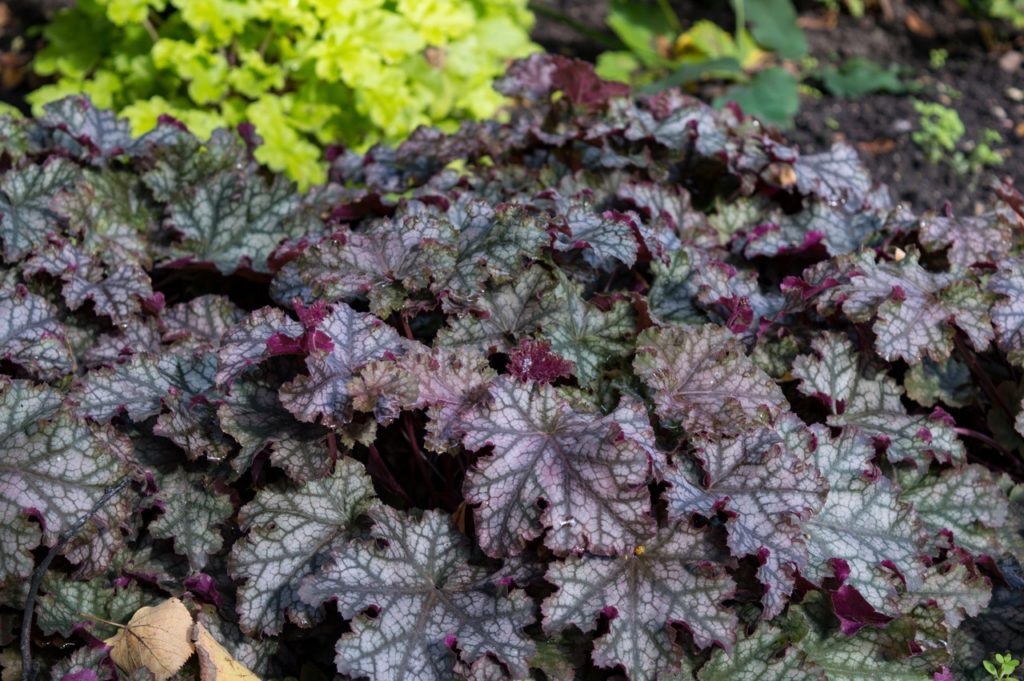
[0, 1, 55, 113]
[791, 3, 1024, 215]
[533, 0, 1024, 215]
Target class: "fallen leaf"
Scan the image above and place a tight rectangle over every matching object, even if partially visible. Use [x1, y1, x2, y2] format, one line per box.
[857, 138, 897, 155]
[104, 598, 195, 681]
[193, 623, 260, 681]
[776, 164, 798, 187]
[904, 11, 935, 38]
[798, 12, 838, 31]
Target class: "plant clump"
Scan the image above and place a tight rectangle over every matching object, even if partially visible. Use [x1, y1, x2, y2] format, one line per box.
[1, 56, 1023, 680]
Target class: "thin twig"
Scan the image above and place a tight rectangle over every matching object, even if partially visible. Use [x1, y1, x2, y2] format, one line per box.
[142, 17, 160, 42]
[954, 426, 1012, 457]
[22, 476, 130, 681]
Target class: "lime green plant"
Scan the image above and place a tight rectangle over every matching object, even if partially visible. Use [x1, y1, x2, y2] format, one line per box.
[984, 652, 1022, 680]
[912, 100, 966, 164]
[29, 0, 538, 187]
[912, 100, 1004, 179]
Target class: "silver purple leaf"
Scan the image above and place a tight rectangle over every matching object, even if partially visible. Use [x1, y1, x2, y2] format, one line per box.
[461, 377, 656, 558]
[0, 379, 131, 585]
[918, 208, 1015, 271]
[218, 374, 333, 482]
[989, 257, 1024, 366]
[0, 158, 80, 261]
[437, 266, 563, 354]
[665, 422, 827, 618]
[802, 428, 928, 614]
[398, 345, 496, 454]
[299, 505, 536, 681]
[793, 143, 873, 209]
[793, 333, 964, 469]
[229, 457, 376, 636]
[634, 324, 787, 437]
[542, 521, 737, 680]
[161, 294, 245, 348]
[283, 213, 458, 316]
[166, 171, 317, 275]
[897, 464, 1011, 557]
[40, 96, 134, 163]
[0, 286, 74, 378]
[822, 250, 992, 364]
[279, 302, 406, 427]
[215, 306, 303, 385]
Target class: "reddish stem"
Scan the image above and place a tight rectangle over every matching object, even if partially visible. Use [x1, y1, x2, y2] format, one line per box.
[401, 313, 415, 341]
[367, 444, 412, 505]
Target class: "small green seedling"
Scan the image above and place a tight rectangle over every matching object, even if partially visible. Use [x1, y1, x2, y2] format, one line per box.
[930, 48, 949, 68]
[912, 100, 965, 164]
[984, 651, 1022, 680]
[912, 101, 1004, 181]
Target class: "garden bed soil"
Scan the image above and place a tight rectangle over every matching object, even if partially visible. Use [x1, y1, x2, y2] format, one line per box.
[533, 0, 1024, 215]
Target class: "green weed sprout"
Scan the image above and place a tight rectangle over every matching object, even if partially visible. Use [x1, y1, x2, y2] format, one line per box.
[912, 100, 966, 164]
[984, 652, 1022, 680]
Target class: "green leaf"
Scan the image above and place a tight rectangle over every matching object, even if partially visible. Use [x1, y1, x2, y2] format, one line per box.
[716, 67, 800, 127]
[741, 0, 807, 59]
[820, 58, 906, 98]
[540, 277, 635, 387]
[903, 357, 976, 408]
[595, 51, 643, 83]
[641, 57, 744, 93]
[606, 0, 672, 68]
[149, 468, 233, 572]
[698, 612, 823, 680]
[36, 573, 150, 638]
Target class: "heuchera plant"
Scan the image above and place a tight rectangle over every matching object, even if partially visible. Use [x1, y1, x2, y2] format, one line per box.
[2, 56, 1023, 680]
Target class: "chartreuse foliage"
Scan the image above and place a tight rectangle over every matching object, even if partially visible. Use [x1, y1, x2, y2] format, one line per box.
[3, 57, 1024, 680]
[27, 0, 538, 188]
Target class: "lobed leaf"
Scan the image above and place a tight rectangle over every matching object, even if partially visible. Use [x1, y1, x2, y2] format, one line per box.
[229, 457, 376, 636]
[793, 333, 964, 468]
[299, 506, 536, 681]
[461, 377, 656, 557]
[542, 521, 737, 680]
[634, 324, 787, 437]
